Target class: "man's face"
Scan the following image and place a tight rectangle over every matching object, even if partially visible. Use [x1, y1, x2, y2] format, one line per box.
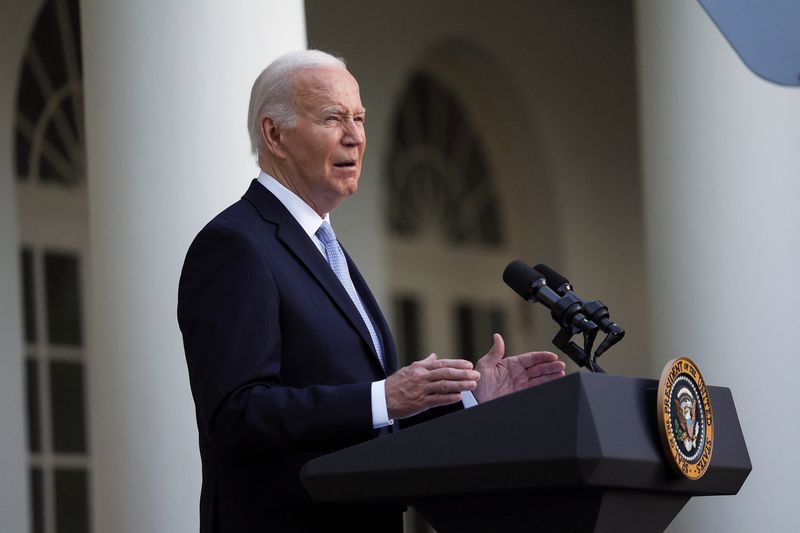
[276, 66, 366, 215]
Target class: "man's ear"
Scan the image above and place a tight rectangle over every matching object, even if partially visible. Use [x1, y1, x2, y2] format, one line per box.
[260, 116, 287, 159]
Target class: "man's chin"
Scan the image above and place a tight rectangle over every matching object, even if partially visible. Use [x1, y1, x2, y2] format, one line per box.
[322, 179, 359, 212]
[338, 174, 360, 195]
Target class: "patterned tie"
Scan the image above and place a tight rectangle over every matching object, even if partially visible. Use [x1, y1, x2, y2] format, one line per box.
[316, 221, 385, 369]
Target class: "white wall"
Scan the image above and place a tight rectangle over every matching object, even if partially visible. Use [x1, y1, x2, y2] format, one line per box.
[80, 1, 306, 531]
[0, 1, 43, 531]
[636, 0, 800, 531]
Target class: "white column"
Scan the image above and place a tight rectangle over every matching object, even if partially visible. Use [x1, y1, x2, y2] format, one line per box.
[80, 2, 306, 532]
[636, 1, 800, 531]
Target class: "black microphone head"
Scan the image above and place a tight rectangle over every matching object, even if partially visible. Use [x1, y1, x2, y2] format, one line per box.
[534, 263, 572, 294]
[503, 260, 545, 301]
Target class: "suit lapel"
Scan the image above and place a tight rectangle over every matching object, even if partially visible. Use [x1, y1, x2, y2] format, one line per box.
[242, 181, 385, 374]
[344, 249, 398, 375]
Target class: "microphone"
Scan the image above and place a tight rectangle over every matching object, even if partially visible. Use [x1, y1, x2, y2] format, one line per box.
[503, 260, 597, 336]
[534, 263, 625, 356]
[533, 263, 572, 295]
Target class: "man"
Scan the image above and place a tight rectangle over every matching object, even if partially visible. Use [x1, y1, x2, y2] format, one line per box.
[178, 50, 565, 533]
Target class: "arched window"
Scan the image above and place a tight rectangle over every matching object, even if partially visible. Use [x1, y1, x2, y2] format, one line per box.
[387, 72, 504, 247]
[15, 0, 85, 186]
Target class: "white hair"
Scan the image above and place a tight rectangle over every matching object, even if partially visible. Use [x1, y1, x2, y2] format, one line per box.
[247, 49, 346, 157]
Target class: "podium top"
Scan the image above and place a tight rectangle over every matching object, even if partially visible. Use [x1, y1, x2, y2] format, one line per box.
[301, 372, 751, 504]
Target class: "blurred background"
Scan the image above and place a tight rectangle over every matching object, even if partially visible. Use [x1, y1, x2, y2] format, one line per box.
[0, 0, 797, 531]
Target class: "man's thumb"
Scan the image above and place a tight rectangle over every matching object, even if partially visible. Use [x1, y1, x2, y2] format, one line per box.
[484, 333, 505, 363]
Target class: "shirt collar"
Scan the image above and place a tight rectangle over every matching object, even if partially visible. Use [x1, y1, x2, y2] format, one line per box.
[256, 170, 330, 240]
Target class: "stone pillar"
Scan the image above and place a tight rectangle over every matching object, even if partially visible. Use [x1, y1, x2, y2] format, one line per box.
[80, 2, 306, 531]
[636, 1, 800, 531]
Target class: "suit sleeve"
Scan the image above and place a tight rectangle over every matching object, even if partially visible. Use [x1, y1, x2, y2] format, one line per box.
[178, 222, 374, 456]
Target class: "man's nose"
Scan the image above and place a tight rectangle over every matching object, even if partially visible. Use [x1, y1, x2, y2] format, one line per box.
[342, 119, 365, 146]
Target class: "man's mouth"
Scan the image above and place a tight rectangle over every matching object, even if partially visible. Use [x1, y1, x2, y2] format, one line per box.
[333, 160, 357, 168]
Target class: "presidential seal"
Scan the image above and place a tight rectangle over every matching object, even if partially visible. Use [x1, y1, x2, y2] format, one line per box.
[656, 357, 714, 480]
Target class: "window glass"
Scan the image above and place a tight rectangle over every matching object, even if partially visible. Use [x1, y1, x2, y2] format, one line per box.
[393, 295, 422, 365]
[55, 468, 90, 533]
[30, 467, 44, 533]
[26, 358, 41, 452]
[50, 361, 87, 453]
[21, 248, 37, 343]
[455, 303, 475, 361]
[44, 252, 82, 346]
[455, 302, 507, 363]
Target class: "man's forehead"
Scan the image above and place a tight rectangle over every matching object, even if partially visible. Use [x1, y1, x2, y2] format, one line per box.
[292, 67, 362, 106]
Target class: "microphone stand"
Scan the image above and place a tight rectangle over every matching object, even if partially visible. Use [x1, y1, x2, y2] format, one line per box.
[552, 325, 606, 374]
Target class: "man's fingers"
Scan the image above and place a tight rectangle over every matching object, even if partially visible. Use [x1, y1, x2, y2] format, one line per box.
[416, 357, 474, 370]
[426, 378, 477, 395]
[529, 370, 565, 386]
[525, 361, 566, 379]
[514, 350, 560, 366]
[426, 367, 480, 382]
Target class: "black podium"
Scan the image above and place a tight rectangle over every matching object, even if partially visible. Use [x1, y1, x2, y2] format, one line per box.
[301, 373, 750, 532]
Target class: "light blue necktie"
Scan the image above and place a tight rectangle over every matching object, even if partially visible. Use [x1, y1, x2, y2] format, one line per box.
[316, 221, 385, 369]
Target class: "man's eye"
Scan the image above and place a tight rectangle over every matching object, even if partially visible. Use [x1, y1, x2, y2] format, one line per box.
[354, 116, 365, 123]
[325, 116, 340, 123]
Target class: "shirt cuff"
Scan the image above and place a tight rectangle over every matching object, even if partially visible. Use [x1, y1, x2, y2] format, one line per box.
[371, 380, 393, 428]
[461, 390, 479, 408]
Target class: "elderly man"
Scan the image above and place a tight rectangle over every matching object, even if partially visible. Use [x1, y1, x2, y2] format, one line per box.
[178, 50, 565, 533]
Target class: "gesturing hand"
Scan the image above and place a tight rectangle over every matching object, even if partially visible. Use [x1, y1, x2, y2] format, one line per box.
[385, 354, 480, 420]
[473, 334, 566, 404]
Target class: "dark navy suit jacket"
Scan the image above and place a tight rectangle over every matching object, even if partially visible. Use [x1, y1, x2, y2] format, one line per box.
[178, 181, 405, 532]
